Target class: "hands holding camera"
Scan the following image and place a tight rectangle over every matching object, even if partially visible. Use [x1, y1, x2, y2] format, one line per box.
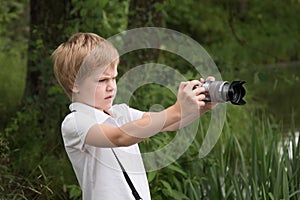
[175, 76, 216, 120]
[167, 76, 245, 130]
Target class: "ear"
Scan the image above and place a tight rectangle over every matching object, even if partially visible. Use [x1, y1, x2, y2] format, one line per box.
[71, 84, 80, 94]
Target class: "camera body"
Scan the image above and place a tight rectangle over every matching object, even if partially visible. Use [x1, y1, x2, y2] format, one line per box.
[195, 80, 246, 105]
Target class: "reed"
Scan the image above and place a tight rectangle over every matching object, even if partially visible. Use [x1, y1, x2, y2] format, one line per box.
[146, 110, 300, 200]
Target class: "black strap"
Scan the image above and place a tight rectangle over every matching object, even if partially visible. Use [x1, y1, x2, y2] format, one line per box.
[111, 149, 143, 200]
[72, 110, 142, 198]
[72, 109, 142, 199]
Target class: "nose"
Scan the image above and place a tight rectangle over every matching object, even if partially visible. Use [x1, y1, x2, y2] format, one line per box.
[106, 79, 116, 91]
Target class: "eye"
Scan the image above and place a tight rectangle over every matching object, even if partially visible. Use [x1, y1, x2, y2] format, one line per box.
[98, 79, 106, 82]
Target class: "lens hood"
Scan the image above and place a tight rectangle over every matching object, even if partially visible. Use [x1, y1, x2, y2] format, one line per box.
[228, 80, 246, 105]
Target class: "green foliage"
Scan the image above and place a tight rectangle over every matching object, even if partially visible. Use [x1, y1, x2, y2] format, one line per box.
[1, 102, 79, 199]
[0, 0, 28, 129]
[141, 109, 300, 199]
[163, 0, 300, 69]
[67, 0, 129, 37]
[1, 0, 300, 199]
[0, 0, 27, 39]
[0, 47, 26, 128]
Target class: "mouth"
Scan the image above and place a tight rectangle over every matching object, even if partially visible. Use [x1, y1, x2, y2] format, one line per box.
[104, 95, 114, 100]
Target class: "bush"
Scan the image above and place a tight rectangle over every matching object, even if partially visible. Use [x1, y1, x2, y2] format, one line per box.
[1, 101, 79, 200]
[142, 109, 300, 200]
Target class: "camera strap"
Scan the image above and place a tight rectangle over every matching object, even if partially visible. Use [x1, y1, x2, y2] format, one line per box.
[71, 110, 142, 199]
[111, 148, 143, 200]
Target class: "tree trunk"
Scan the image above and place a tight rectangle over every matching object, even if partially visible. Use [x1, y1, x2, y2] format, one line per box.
[23, 0, 71, 102]
[121, 0, 164, 70]
[127, 0, 164, 28]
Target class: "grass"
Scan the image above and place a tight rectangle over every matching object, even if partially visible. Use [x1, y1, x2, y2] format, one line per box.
[212, 112, 299, 199]
[143, 107, 300, 200]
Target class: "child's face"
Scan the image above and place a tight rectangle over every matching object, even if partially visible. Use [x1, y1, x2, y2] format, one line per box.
[75, 63, 118, 111]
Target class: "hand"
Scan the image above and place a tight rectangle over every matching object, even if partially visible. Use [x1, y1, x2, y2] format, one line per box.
[199, 76, 217, 113]
[200, 76, 215, 83]
[176, 80, 206, 118]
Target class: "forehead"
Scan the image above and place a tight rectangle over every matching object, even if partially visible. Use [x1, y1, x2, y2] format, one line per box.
[92, 60, 118, 78]
[79, 39, 119, 74]
[102, 65, 118, 76]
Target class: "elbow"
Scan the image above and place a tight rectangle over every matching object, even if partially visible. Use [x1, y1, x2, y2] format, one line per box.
[113, 131, 142, 147]
[86, 124, 142, 148]
[162, 124, 179, 132]
[113, 137, 131, 147]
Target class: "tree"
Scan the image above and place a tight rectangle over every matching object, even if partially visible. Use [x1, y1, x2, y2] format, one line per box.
[128, 0, 164, 28]
[122, 0, 164, 68]
[24, 0, 72, 101]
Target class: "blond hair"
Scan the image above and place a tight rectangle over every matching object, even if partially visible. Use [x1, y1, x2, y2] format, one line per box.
[52, 32, 119, 99]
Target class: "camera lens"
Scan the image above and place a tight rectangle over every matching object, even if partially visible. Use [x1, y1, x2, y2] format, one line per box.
[199, 80, 246, 105]
[228, 80, 246, 105]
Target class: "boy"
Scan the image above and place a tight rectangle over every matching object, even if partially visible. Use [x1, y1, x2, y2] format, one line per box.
[52, 32, 214, 200]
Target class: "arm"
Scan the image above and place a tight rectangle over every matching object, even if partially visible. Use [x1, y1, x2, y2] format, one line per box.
[162, 76, 217, 131]
[85, 80, 207, 147]
[161, 103, 214, 132]
[85, 104, 181, 147]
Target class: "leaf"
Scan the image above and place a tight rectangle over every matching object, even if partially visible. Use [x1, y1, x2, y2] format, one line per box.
[99, 0, 109, 8]
[167, 164, 187, 176]
[160, 180, 172, 193]
[147, 171, 156, 183]
[168, 189, 189, 200]
[80, 8, 87, 17]
[67, 185, 82, 200]
[282, 167, 289, 200]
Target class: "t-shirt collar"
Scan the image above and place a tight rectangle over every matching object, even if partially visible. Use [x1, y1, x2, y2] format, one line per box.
[69, 102, 111, 122]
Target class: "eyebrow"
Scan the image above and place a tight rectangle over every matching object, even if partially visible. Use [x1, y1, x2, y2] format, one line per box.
[99, 73, 118, 78]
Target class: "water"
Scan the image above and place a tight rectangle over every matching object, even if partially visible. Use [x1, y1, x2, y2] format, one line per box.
[228, 63, 300, 130]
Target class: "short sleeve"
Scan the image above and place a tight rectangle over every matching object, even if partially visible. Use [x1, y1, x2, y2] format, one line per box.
[128, 106, 144, 121]
[61, 112, 97, 151]
[111, 104, 144, 123]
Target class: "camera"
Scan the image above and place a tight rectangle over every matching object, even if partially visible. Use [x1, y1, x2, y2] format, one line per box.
[194, 80, 246, 105]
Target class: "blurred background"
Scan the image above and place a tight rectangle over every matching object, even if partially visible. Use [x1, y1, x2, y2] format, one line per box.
[0, 0, 299, 199]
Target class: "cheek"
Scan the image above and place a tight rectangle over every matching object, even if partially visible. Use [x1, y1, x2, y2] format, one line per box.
[95, 84, 105, 92]
[94, 85, 106, 97]
[80, 83, 98, 99]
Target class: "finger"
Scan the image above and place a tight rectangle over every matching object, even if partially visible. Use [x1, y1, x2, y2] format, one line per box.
[193, 87, 206, 95]
[197, 94, 206, 101]
[198, 101, 205, 107]
[206, 102, 218, 109]
[189, 80, 201, 88]
[206, 76, 215, 82]
[179, 81, 189, 89]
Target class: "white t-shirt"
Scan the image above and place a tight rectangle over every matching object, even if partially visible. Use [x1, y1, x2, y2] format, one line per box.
[61, 102, 151, 200]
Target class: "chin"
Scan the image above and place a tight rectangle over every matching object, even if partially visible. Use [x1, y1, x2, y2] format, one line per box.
[101, 104, 113, 111]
